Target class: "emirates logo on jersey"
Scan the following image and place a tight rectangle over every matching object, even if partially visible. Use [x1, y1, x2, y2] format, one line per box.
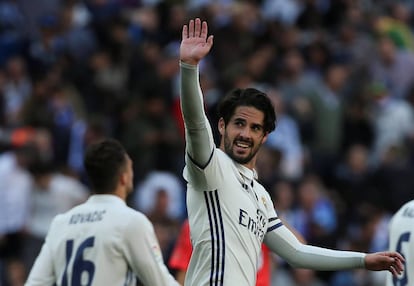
[238, 208, 267, 240]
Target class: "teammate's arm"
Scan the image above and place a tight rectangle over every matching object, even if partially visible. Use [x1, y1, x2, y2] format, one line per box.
[123, 215, 179, 286]
[180, 18, 215, 167]
[264, 225, 404, 276]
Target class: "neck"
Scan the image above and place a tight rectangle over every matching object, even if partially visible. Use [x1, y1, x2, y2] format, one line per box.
[105, 187, 127, 201]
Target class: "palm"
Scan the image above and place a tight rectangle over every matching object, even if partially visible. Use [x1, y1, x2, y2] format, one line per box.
[180, 18, 213, 65]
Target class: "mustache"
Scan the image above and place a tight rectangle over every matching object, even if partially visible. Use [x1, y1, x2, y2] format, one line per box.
[234, 137, 253, 145]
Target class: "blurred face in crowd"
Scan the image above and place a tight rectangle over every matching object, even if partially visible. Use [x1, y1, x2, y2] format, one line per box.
[378, 37, 396, 64]
[219, 106, 268, 169]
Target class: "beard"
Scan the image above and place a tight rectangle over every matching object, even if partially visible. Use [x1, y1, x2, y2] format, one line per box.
[223, 134, 261, 165]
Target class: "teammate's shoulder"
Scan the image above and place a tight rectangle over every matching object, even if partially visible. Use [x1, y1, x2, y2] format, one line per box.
[48, 211, 70, 231]
[121, 205, 151, 223]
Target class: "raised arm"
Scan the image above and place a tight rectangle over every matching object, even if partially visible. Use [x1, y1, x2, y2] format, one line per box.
[180, 18, 215, 167]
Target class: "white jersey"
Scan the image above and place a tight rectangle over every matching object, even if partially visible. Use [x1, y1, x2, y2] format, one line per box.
[386, 200, 414, 286]
[184, 149, 281, 286]
[25, 195, 179, 286]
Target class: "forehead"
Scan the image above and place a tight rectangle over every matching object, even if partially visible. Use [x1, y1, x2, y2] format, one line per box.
[230, 105, 264, 124]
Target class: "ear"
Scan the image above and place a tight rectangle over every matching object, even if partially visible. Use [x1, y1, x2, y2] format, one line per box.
[119, 171, 127, 186]
[218, 118, 225, 136]
[262, 132, 269, 144]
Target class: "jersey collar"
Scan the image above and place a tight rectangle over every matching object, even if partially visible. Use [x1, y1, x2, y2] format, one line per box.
[235, 162, 258, 181]
[87, 194, 126, 205]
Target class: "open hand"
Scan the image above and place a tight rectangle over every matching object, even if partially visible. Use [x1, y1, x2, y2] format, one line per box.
[180, 18, 214, 66]
[364, 251, 405, 277]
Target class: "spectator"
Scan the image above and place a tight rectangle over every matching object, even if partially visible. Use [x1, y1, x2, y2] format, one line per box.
[369, 35, 414, 98]
[265, 87, 304, 180]
[0, 145, 36, 286]
[367, 81, 414, 165]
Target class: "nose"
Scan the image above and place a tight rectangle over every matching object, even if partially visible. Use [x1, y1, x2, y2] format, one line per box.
[239, 126, 251, 138]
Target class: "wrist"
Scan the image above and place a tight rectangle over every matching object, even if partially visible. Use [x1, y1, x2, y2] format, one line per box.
[180, 61, 198, 69]
[180, 58, 199, 66]
[362, 253, 367, 268]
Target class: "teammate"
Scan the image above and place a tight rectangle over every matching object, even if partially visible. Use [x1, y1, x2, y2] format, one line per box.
[387, 200, 414, 286]
[25, 139, 179, 286]
[168, 219, 272, 285]
[179, 18, 404, 286]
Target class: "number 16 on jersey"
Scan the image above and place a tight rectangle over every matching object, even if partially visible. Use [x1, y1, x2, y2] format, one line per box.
[62, 237, 96, 286]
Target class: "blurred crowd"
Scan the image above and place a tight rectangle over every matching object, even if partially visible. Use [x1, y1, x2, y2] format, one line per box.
[1, 0, 414, 285]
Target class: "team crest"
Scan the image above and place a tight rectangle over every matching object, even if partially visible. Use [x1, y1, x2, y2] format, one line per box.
[261, 197, 267, 208]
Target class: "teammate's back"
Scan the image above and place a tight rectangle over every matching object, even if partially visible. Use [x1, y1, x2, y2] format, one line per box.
[25, 139, 179, 286]
[387, 200, 414, 286]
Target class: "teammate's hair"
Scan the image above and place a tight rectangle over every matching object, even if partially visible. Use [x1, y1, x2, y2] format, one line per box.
[84, 139, 127, 194]
[217, 88, 276, 134]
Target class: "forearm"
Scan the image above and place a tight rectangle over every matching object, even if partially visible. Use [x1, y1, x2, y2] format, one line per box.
[264, 226, 365, 270]
[180, 62, 215, 166]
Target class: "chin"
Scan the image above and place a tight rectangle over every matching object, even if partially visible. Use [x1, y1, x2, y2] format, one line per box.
[232, 155, 251, 165]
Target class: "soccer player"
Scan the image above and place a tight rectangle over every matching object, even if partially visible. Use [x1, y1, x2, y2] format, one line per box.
[386, 200, 414, 286]
[25, 139, 179, 286]
[180, 18, 404, 286]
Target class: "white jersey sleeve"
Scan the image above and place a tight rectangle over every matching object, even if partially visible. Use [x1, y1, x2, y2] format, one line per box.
[122, 213, 178, 286]
[264, 225, 365, 270]
[180, 62, 216, 171]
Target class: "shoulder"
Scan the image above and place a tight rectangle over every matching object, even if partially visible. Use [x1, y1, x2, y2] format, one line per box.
[47, 212, 70, 234]
[121, 206, 153, 228]
[186, 148, 233, 173]
[120, 208, 155, 238]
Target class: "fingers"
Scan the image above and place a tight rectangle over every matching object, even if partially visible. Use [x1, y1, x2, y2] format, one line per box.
[392, 256, 405, 274]
[182, 24, 187, 39]
[200, 20, 208, 39]
[206, 35, 214, 48]
[183, 18, 209, 39]
[385, 252, 404, 276]
[188, 19, 194, 38]
[389, 264, 403, 277]
[195, 18, 201, 37]
[383, 251, 405, 263]
[389, 265, 399, 277]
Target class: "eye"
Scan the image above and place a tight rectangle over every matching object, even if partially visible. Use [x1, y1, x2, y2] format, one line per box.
[252, 125, 262, 132]
[234, 121, 244, 127]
